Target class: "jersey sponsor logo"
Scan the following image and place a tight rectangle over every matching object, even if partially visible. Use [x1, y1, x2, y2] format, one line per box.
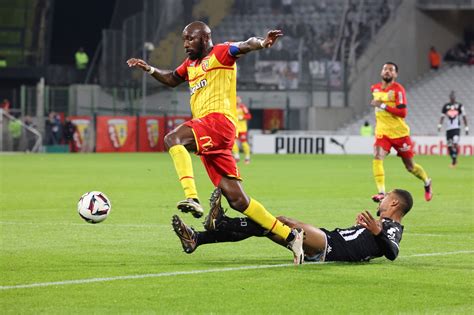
[387, 90, 395, 101]
[190, 79, 207, 95]
[447, 108, 460, 118]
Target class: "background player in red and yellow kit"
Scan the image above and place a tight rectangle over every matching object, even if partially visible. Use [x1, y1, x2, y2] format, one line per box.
[232, 96, 252, 164]
[370, 62, 432, 202]
[127, 21, 304, 264]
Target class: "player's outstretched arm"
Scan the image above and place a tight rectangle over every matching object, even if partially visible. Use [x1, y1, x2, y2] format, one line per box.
[126, 58, 184, 87]
[236, 30, 283, 55]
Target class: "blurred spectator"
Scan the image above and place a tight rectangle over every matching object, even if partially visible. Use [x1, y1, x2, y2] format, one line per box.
[75, 47, 89, 82]
[8, 116, 22, 151]
[360, 121, 373, 137]
[75, 47, 89, 70]
[24, 116, 37, 152]
[63, 118, 77, 152]
[0, 55, 6, 68]
[46, 112, 62, 145]
[429, 46, 441, 70]
[1, 98, 10, 112]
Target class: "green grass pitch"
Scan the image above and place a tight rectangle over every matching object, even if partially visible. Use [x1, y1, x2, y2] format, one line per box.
[0, 153, 473, 314]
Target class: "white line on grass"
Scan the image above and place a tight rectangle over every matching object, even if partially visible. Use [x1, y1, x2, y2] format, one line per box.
[1, 250, 473, 291]
[0, 221, 168, 229]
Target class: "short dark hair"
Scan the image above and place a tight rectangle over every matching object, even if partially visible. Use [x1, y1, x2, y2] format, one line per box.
[384, 62, 399, 72]
[393, 189, 413, 215]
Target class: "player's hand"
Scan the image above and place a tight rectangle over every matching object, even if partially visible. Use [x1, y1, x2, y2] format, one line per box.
[262, 30, 283, 48]
[437, 124, 442, 132]
[465, 127, 469, 135]
[370, 100, 383, 108]
[358, 211, 382, 235]
[126, 58, 151, 72]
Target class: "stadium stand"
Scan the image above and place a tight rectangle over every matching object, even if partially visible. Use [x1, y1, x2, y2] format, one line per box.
[337, 64, 474, 136]
[0, 0, 50, 68]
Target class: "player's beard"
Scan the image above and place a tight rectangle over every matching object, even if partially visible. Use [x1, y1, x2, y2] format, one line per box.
[382, 76, 393, 83]
[187, 40, 205, 60]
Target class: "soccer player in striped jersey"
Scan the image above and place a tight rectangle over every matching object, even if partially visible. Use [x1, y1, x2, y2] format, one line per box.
[127, 21, 304, 264]
[172, 188, 411, 263]
[370, 62, 432, 202]
[232, 96, 252, 164]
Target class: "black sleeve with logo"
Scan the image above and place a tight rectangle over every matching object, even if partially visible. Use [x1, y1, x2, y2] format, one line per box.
[323, 219, 404, 262]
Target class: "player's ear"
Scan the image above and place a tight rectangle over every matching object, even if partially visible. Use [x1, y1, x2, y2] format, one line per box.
[391, 198, 399, 208]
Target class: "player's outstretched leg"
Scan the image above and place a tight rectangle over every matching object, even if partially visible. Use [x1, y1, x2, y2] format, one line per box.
[171, 215, 198, 254]
[219, 177, 305, 265]
[204, 188, 226, 231]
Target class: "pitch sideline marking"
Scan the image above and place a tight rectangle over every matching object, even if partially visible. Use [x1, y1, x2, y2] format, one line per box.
[1, 250, 473, 291]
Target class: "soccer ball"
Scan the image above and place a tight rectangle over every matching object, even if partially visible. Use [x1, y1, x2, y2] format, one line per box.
[77, 191, 112, 224]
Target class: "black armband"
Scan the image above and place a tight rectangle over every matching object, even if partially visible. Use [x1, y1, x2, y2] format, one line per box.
[396, 104, 407, 109]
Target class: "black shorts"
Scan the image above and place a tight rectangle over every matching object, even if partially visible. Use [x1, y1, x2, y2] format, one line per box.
[446, 129, 460, 145]
[305, 228, 381, 263]
[304, 229, 356, 262]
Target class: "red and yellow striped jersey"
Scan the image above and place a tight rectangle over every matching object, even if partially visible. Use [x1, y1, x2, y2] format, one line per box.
[175, 43, 238, 125]
[371, 81, 410, 138]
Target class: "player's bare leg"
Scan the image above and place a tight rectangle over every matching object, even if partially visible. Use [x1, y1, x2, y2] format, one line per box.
[165, 124, 204, 218]
[372, 146, 388, 202]
[218, 177, 305, 264]
[402, 157, 432, 201]
[274, 216, 326, 259]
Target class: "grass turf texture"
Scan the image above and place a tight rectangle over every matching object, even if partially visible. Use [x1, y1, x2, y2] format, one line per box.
[0, 153, 472, 314]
